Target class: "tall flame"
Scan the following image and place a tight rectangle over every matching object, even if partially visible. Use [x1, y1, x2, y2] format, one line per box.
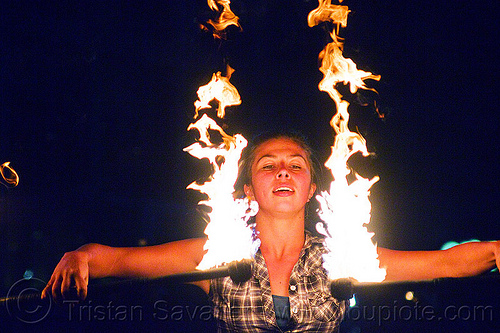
[186, 1, 257, 270]
[185, 114, 258, 270]
[0, 162, 19, 188]
[309, 0, 386, 282]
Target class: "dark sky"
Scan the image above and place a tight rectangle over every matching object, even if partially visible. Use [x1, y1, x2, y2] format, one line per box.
[1, 0, 499, 292]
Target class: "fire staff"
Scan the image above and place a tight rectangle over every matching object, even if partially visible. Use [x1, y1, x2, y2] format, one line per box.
[42, 131, 500, 332]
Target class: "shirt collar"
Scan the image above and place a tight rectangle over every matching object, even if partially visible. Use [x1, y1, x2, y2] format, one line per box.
[253, 231, 325, 280]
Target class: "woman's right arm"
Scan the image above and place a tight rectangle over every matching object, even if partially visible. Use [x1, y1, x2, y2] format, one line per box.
[41, 237, 207, 302]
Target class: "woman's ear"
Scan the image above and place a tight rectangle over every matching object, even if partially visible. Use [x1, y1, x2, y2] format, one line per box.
[244, 184, 254, 199]
[308, 183, 317, 200]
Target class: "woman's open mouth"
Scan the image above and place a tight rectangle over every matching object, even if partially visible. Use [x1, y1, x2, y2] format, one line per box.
[273, 186, 294, 193]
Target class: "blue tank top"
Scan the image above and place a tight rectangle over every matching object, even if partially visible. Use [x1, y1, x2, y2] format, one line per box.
[272, 295, 290, 330]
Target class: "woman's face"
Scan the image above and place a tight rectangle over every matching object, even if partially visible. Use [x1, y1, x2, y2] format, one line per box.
[244, 138, 316, 216]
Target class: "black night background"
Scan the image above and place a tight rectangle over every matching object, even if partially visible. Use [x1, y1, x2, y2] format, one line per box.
[1, 1, 499, 332]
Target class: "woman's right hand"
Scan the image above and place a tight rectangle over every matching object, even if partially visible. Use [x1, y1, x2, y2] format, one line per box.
[41, 250, 90, 303]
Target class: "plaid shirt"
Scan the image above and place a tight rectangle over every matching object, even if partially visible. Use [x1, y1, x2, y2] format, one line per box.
[210, 232, 346, 332]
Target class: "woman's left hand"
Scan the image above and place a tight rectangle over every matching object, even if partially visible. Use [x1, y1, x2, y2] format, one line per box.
[494, 240, 500, 272]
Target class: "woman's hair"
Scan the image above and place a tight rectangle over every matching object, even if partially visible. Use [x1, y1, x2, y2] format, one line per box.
[233, 129, 321, 199]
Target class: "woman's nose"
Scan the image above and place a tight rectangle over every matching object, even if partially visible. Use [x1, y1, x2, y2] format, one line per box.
[277, 167, 290, 179]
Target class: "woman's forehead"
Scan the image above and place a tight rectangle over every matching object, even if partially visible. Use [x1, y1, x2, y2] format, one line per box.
[253, 138, 308, 160]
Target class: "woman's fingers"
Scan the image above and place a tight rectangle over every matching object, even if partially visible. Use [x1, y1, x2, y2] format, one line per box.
[60, 271, 73, 300]
[41, 252, 90, 302]
[73, 273, 88, 300]
[492, 240, 500, 272]
[40, 275, 54, 299]
[51, 276, 64, 303]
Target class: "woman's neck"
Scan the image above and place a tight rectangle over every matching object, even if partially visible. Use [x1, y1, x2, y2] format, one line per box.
[256, 212, 305, 296]
[256, 211, 305, 259]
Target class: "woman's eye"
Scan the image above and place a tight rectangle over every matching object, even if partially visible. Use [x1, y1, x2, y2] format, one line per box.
[290, 165, 302, 170]
[262, 165, 274, 170]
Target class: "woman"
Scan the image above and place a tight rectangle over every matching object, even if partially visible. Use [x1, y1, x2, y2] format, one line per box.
[42, 131, 500, 332]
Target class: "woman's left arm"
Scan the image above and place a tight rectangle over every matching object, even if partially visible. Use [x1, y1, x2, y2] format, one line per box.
[378, 240, 500, 281]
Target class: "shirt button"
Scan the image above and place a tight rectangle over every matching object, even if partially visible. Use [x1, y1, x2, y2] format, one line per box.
[292, 307, 298, 314]
[290, 285, 297, 291]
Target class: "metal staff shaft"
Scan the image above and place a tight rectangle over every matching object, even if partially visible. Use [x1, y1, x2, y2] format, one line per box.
[330, 274, 500, 300]
[0, 259, 253, 305]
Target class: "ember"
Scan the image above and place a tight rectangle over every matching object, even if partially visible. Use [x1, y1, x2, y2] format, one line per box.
[0, 162, 19, 188]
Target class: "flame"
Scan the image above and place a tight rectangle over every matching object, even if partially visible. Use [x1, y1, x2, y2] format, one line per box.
[307, 0, 349, 30]
[0, 162, 19, 188]
[194, 67, 241, 119]
[185, 114, 258, 270]
[186, 2, 257, 270]
[309, 1, 386, 282]
[206, 0, 241, 39]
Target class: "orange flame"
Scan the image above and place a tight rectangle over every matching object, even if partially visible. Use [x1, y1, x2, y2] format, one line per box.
[206, 0, 241, 38]
[193, 67, 241, 119]
[186, 1, 256, 269]
[307, 0, 349, 30]
[0, 162, 19, 188]
[309, 1, 386, 282]
[185, 114, 258, 270]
